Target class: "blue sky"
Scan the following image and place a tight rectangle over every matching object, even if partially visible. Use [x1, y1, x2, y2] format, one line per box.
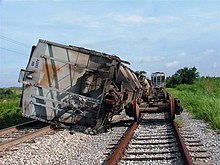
[0, 0, 219, 87]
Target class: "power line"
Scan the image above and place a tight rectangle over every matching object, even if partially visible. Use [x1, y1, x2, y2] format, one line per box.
[0, 47, 28, 57]
[0, 35, 29, 48]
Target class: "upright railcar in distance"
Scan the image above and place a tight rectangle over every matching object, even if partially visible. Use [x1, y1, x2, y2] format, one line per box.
[147, 72, 166, 106]
[151, 72, 166, 89]
[151, 72, 183, 119]
[18, 40, 142, 134]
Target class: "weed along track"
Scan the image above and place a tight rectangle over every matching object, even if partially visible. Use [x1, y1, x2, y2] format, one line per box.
[0, 121, 52, 152]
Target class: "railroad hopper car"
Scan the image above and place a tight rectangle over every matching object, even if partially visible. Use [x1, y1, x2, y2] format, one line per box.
[136, 74, 153, 102]
[18, 40, 142, 133]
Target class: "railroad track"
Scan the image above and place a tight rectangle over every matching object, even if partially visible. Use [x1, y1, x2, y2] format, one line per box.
[104, 108, 213, 165]
[0, 120, 52, 152]
[179, 127, 213, 165]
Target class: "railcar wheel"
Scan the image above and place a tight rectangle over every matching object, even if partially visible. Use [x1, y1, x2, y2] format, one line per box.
[169, 96, 175, 120]
[133, 99, 140, 122]
[125, 100, 140, 122]
[164, 91, 168, 102]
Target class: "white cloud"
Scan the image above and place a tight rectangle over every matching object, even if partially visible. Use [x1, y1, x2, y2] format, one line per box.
[165, 61, 180, 68]
[178, 52, 188, 57]
[140, 56, 165, 63]
[107, 13, 180, 25]
[203, 49, 215, 55]
[213, 62, 220, 68]
[116, 15, 145, 24]
[51, 15, 105, 29]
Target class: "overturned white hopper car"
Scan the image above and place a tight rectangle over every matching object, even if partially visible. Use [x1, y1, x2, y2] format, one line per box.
[18, 40, 142, 133]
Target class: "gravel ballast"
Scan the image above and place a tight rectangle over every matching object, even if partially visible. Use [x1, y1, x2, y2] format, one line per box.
[1, 113, 131, 165]
[176, 111, 220, 165]
[1, 110, 220, 165]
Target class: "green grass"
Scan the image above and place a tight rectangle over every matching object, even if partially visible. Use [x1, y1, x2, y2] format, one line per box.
[0, 87, 30, 129]
[167, 77, 220, 131]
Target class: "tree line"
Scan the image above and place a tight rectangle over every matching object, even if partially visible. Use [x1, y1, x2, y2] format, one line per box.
[0, 88, 21, 99]
[166, 67, 199, 88]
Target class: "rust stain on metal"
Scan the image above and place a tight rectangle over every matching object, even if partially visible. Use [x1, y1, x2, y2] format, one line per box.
[39, 63, 54, 86]
[24, 100, 28, 110]
[71, 65, 85, 73]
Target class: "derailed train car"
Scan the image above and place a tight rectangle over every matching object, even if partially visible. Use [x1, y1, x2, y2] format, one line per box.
[18, 40, 142, 134]
[136, 73, 153, 102]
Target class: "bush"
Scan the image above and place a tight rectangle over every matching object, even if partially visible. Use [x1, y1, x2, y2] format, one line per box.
[166, 67, 199, 88]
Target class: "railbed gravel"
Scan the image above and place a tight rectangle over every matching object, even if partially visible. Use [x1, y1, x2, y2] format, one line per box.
[120, 112, 183, 165]
[176, 111, 220, 165]
[1, 112, 131, 165]
[1, 110, 220, 165]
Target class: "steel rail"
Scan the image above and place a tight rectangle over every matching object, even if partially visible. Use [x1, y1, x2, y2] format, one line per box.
[0, 126, 52, 152]
[173, 121, 193, 165]
[106, 117, 194, 165]
[106, 121, 138, 165]
[0, 120, 37, 137]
